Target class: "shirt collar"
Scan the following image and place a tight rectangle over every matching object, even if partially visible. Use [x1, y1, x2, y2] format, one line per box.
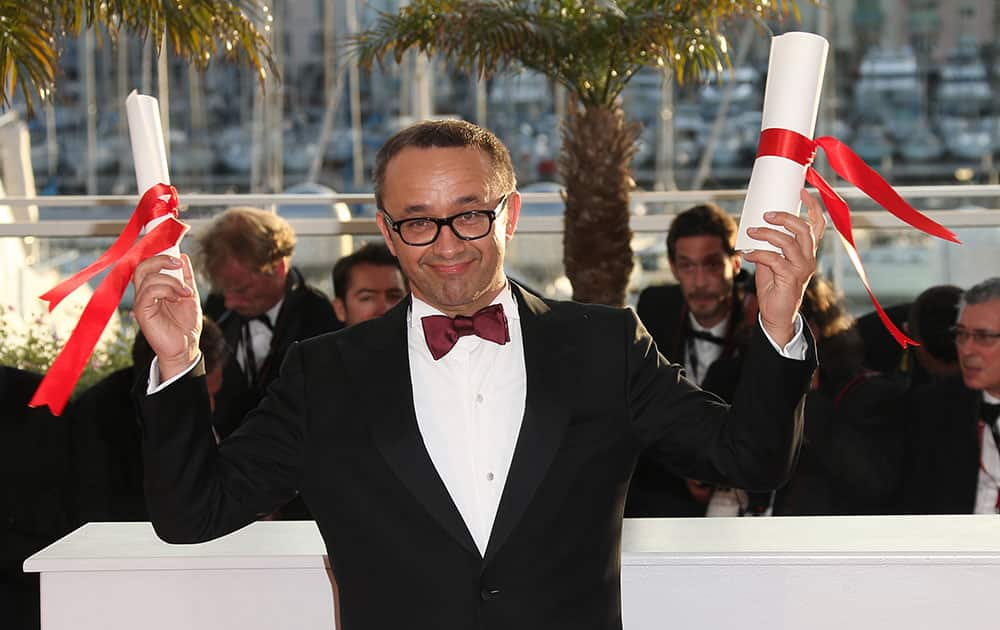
[409, 282, 519, 332]
[688, 311, 729, 337]
[985, 391, 1000, 405]
[263, 298, 283, 326]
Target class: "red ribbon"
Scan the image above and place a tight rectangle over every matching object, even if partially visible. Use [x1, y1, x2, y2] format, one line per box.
[30, 184, 188, 415]
[755, 128, 961, 348]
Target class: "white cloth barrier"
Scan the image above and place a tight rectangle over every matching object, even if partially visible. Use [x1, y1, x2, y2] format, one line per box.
[25, 516, 1000, 629]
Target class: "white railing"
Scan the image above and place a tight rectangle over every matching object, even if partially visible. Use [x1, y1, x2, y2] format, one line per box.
[1, 186, 1000, 238]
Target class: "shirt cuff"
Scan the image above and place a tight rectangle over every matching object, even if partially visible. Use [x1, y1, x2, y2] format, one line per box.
[758, 313, 807, 360]
[147, 353, 203, 394]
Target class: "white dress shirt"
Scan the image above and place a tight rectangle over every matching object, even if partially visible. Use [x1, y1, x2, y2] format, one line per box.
[974, 391, 1000, 514]
[236, 299, 283, 375]
[408, 286, 526, 556]
[684, 314, 730, 386]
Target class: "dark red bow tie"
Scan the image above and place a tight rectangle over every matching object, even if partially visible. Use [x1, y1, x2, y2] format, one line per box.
[421, 303, 510, 360]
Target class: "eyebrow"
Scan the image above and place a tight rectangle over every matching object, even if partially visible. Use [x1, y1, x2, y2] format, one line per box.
[676, 253, 726, 262]
[352, 287, 403, 295]
[398, 194, 487, 215]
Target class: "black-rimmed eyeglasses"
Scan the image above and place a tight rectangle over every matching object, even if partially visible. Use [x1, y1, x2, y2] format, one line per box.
[950, 325, 1000, 347]
[382, 195, 508, 246]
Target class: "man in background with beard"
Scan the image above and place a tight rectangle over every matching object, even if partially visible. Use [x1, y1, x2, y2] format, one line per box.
[626, 203, 767, 517]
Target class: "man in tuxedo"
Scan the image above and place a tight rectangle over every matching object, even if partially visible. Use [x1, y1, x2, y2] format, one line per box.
[330, 242, 407, 326]
[132, 120, 823, 630]
[2, 366, 76, 630]
[904, 277, 1000, 514]
[195, 206, 341, 439]
[626, 203, 763, 517]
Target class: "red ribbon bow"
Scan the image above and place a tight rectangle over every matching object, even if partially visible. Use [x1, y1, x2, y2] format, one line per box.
[30, 183, 188, 415]
[756, 128, 961, 347]
[421, 303, 511, 360]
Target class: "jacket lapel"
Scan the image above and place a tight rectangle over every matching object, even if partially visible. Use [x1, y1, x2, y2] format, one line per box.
[344, 297, 479, 556]
[484, 285, 573, 563]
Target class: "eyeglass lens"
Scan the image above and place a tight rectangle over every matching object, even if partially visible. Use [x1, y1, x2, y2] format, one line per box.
[399, 212, 493, 245]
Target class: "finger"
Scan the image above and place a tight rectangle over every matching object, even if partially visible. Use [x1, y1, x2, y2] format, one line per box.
[768, 210, 814, 256]
[747, 222, 807, 269]
[179, 254, 199, 299]
[135, 270, 193, 306]
[134, 255, 183, 290]
[743, 249, 795, 277]
[758, 208, 818, 268]
[800, 189, 828, 246]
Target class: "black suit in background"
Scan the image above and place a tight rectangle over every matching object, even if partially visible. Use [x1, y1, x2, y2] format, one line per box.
[773, 373, 907, 516]
[68, 366, 148, 523]
[138, 285, 815, 630]
[902, 377, 982, 514]
[625, 278, 757, 517]
[205, 266, 340, 440]
[1, 367, 77, 630]
[857, 302, 910, 375]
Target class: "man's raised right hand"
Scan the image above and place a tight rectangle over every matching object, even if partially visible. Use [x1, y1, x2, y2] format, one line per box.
[132, 254, 203, 381]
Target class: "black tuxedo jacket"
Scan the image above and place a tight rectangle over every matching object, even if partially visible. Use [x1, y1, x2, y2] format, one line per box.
[903, 378, 982, 514]
[626, 282, 754, 517]
[205, 266, 340, 439]
[139, 285, 814, 630]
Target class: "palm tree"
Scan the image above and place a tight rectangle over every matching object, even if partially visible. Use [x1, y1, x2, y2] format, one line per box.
[0, 0, 275, 113]
[354, 0, 797, 306]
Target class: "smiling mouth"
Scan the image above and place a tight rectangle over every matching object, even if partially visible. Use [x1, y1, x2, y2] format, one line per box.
[428, 261, 473, 274]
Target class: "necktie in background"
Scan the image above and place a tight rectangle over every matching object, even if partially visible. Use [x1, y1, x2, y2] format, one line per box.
[421, 304, 510, 360]
[241, 314, 273, 386]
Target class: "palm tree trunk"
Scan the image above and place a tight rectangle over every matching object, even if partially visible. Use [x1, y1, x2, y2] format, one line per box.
[560, 99, 640, 307]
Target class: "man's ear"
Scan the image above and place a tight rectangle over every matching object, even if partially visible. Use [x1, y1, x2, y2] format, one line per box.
[272, 256, 289, 278]
[731, 252, 742, 275]
[376, 212, 398, 257]
[504, 192, 521, 240]
[333, 297, 347, 323]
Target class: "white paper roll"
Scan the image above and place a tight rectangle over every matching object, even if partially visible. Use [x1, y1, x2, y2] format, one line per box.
[125, 90, 182, 275]
[735, 32, 829, 253]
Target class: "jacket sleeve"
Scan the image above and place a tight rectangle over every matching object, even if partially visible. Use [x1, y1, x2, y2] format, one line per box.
[627, 309, 814, 492]
[136, 343, 309, 543]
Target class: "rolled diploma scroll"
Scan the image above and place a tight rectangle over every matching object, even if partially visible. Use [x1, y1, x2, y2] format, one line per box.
[735, 32, 829, 253]
[125, 90, 183, 279]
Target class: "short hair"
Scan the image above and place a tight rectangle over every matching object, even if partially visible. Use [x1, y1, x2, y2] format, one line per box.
[960, 277, 1000, 310]
[800, 274, 854, 342]
[666, 203, 738, 262]
[194, 207, 296, 284]
[332, 242, 402, 301]
[909, 285, 962, 363]
[799, 275, 864, 390]
[373, 119, 516, 210]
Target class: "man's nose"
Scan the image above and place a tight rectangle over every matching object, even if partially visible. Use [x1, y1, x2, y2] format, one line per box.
[693, 265, 711, 285]
[432, 223, 465, 256]
[224, 292, 246, 311]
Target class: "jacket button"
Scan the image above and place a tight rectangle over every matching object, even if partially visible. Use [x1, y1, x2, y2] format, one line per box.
[480, 587, 500, 601]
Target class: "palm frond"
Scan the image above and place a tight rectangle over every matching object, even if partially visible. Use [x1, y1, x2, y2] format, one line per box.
[1, 0, 275, 113]
[0, 1, 57, 112]
[352, 0, 797, 107]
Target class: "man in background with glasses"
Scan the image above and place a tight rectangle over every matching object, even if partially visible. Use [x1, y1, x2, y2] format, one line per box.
[904, 277, 1000, 514]
[130, 119, 824, 629]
